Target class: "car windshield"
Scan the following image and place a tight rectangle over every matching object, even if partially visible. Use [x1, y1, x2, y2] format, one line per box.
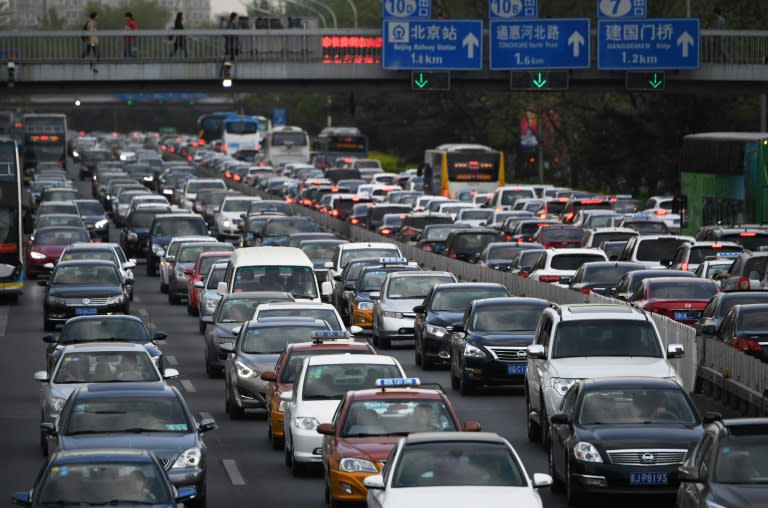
[593, 232, 636, 244]
[129, 212, 160, 228]
[552, 320, 662, 358]
[301, 242, 342, 261]
[302, 363, 402, 400]
[187, 181, 225, 193]
[451, 233, 497, 251]
[471, 305, 544, 332]
[460, 210, 492, 220]
[386, 275, 454, 299]
[35, 229, 90, 245]
[340, 248, 400, 268]
[714, 439, 768, 484]
[501, 190, 534, 205]
[258, 308, 341, 330]
[58, 319, 148, 343]
[689, 247, 743, 264]
[431, 287, 509, 312]
[76, 202, 105, 215]
[704, 262, 733, 279]
[584, 265, 641, 284]
[152, 218, 207, 237]
[392, 442, 526, 488]
[39, 462, 172, 506]
[627, 222, 669, 235]
[341, 399, 457, 437]
[52, 265, 120, 285]
[279, 349, 370, 383]
[551, 254, 606, 270]
[178, 244, 232, 263]
[359, 270, 388, 292]
[242, 325, 326, 354]
[636, 238, 690, 262]
[199, 256, 229, 276]
[487, 245, 525, 260]
[247, 217, 272, 233]
[222, 200, 252, 212]
[265, 220, 317, 236]
[38, 204, 80, 216]
[233, 266, 317, 298]
[37, 216, 83, 228]
[578, 388, 697, 425]
[539, 228, 583, 241]
[63, 396, 189, 434]
[649, 281, 718, 300]
[423, 227, 461, 242]
[53, 351, 160, 383]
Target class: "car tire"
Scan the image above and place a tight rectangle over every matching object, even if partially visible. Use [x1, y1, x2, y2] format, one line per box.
[450, 364, 460, 390]
[379, 335, 391, 349]
[43, 312, 55, 332]
[566, 459, 583, 507]
[549, 445, 564, 493]
[526, 389, 541, 442]
[371, 324, 380, 347]
[284, 442, 293, 467]
[226, 383, 244, 419]
[146, 259, 155, 276]
[40, 425, 48, 457]
[540, 393, 551, 448]
[291, 448, 306, 477]
[168, 292, 180, 305]
[421, 340, 433, 370]
[414, 336, 422, 366]
[205, 350, 217, 379]
[324, 481, 331, 505]
[459, 369, 475, 395]
[160, 280, 168, 294]
[199, 320, 206, 334]
[188, 303, 198, 316]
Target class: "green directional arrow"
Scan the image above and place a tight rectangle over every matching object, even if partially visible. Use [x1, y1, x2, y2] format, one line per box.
[532, 72, 548, 89]
[414, 72, 429, 89]
[649, 73, 663, 89]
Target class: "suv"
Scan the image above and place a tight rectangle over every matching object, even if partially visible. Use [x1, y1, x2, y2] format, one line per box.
[527, 248, 608, 285]
[617, 234, 695, 269]
[719, 251, 768, 292]
[668, 241, 744, 272]
[524, 304, 685, 446]
[146, 213, 209, 276]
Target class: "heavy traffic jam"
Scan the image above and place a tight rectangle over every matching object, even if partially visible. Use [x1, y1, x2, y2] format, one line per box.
[2, 116, 767, 508]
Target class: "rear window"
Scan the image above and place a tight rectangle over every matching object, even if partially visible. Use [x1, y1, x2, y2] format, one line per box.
[551, 253, 606, 270]
[583, 265, 641, 284]
[450, 232, 497, 251]
[340, 248, 400, 268]
[152, 217, 207, 237]
[720, 233, 768, 251]
[500, 189, 535, 205]
[592, 232, 637, 244]
[739, 310, 768, 332]
[649, 282, 718, 300]
[538, 227, 583, 241]
[689, 246, 743, 264]
[265, 220, 317, 236]
[625, 221, 670, 235]
[430, 286, 510, 312]
[635, 238, 690, 262]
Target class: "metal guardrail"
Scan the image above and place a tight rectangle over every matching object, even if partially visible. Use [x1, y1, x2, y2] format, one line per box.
[0, 29, 764, 66]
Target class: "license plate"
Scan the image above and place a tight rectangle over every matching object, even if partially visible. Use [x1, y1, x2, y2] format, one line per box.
[75, 307, 97, 315]
[629, 472, 668, 485]
[507, 363, 526, 375]
[674, 311, 699, 320]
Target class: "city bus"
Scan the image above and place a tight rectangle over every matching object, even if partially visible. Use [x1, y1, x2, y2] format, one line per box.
[679, 132, 768, 234]
[262, 125, 311, 166]
[196, 111, 236, 144]
[313, 126, 369, 167]
[0, 138, 23, 302]
[422, 143, 505, 198]
[222, 114, 261, 154]
[21, 113, 68, 176]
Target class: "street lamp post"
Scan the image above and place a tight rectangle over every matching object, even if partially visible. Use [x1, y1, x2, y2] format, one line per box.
[283, 0, 335, 28]
[342, 0, 358, 28]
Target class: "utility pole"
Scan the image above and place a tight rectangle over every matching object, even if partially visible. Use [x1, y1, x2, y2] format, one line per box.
[537, 104, 544, 184]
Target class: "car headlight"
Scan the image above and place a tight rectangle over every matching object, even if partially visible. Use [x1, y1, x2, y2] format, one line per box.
[175, 269, 188, 281]
[105, 294, 126, 305]
[294, 416, 319, 431]
[339, 458, 377, 473]
[162, 189, 174, 195]
[551, 378, 578, 396]
[206, 298, 219, 309]
[172, 447, 202, 468]
[357, 301, 374, 311]
[48, 397, 66, 412]
[222, 219, 232, 228]
[573, 442, 603, 463]
[426, 324, 447, 338]
[47, 295, 67, 305]
[30, 251, 47, 260]
[152, 244, 165, 256]
[94, 219, 108, 229]
[235, 360, 257, 379]
[382, 310, 403, 319]
[143, 175, 154, 181]
[278, 400, 288, 412]
[464, 343, 488, 359]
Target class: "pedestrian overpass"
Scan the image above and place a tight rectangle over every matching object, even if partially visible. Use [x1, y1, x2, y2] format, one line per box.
[0, 29, 766, 94]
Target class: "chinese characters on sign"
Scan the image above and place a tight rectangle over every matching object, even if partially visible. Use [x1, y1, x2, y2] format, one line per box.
[489, 19, 590, 70]
[383, 20, 483, 70]
[597, 18, 699, 69]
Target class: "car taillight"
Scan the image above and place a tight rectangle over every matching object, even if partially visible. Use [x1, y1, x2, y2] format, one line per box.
[319, 207, 327, 214]
[329, 209, 339, 217]
[422, 243, 432, 252]
[732, 336, 747, 351]
[738, 276, 751, 290]
[233, 174, 241, 182]
[681, 262, 689, 272]
[740, 232, 757, 237]
[224, 170, 232, 179]
[564, 213, 574, 222]
[505, 234, 513, 241]
[655, 209, 669, 216]
[518, 272, 530, 278]
[747, 339, 763, 353]
[285, 197, 294, 204]
[350, 218, 360, 225]
[539, 275, 561, 283]
[580, 288, 592, 294]
[380, 228, 392, 236]
[448, 250, 457, 259]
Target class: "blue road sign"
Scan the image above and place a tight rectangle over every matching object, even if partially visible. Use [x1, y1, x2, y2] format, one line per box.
[489, 19, 590, 70]
[116, 92, 207, 102]
[272, 107, 286, 127]
[382, 0, 430, 18]
[489, 0, 538, 19]
[598, 0, 647, 18]
[598, 18, 699, 70]
[382, 19, 483, 70]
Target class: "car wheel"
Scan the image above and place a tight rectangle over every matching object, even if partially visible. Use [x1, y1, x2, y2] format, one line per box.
[371, 323, 380, 347]
[421, 340, 433, 370]
[329, 495, 345, 508]
[40, 428, 48, 457]
[526, 389, 541, 442]
[549, 445, 564, 493]
[160, 280, 168, 294]
[450, 360, 460, 390]
[188, 480, 207, 508]
[566, 459, 583, 507]
[414, 336, 422, 366]
[226, 383, 244, 419]
[199, 320, 206, 334]
[188, 303, 198, 316]
[291, 448, 305, 477]
[204, 350, 217, 379]
[168, 292, 179, 305]
[324, 480, 331, 505]
[379, 335, 391, 349]
[459, 369, 475, 395]
[146, 259, 155, 276]
[284, 442, 293, 467]
[129, 288, 134, 302]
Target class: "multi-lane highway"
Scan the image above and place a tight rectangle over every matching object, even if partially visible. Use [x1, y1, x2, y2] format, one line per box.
[0, 163, 721, 508]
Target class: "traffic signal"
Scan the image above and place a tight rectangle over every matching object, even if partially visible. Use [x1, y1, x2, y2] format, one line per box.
[221, 62, 233, 88]
[7, 61, 14, 88]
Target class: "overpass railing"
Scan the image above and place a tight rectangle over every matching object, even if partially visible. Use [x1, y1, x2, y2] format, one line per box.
[0, 29, 764, 66]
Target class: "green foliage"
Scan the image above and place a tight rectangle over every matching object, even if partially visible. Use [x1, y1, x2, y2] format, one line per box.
[76, 1, 171, 29]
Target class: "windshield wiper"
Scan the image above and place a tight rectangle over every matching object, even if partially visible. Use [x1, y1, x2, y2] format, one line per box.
[119, 427, 166, 433]
[88, 499, 156, 505]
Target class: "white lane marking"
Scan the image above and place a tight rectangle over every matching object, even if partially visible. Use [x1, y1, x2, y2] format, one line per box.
[0, 306, 8, 337]
[133, 296, 142, 303]
[166, 355, 178, 366]
[137, 308, 148, 317]
[222, 459, 246, 486]
[180, 379, 196, 393]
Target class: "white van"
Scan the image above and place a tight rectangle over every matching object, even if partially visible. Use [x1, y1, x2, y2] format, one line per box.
[262, 126, 311, 167]
[217, 246, 327, 302]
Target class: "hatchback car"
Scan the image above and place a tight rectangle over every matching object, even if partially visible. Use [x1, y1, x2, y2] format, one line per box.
[668, 241, 744, 273]
[613, 269, 697, 301]
[527, 248, 608, 285]
[629, 277, 720, 326]
[26, 226, 91, 279]
[443, 229, 499, 263]
[167, 241, 234, 305]
[532, 224, 585, 249]
[568, 261, 646, 296]
[186, 251, 234, 316]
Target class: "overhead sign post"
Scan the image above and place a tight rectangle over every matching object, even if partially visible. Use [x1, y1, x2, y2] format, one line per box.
[382, 19, 483, 70]
[597, 18, 700, 70]
[382, 0, 430, 19]
[489, 19, 590, 70]
[597, 0, 647, 18]
[488, 0, 538, 19]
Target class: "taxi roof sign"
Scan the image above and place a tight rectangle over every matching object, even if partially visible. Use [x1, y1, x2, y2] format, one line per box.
[375, 377, 421, 387]
[311, 330, 351, 341]
[379, 257, 408, 265]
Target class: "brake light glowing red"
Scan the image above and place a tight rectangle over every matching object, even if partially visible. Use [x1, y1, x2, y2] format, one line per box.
[539, 275, 561, 283]
[655, 210, 669, 216]
[580, 288, 592, 294]
[740, 232, 757, 237]
[380, 228, 392, 236]
[448, 250, 457, 259]
[422, 243, 432, 252]
[350, 218, 360, 225]
[681, 262, 689, 272]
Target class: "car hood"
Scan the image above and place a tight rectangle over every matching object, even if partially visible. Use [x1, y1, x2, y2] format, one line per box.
[297, 400, 342, 422]
[152, 236, 172, 247]
[261, 236, 289, 246]
[548, 357, 677, 380]
[58, 433, 198, 460]
[710, 482, 768, 507]
[48, 285, 124, 297]
[469, 332, 534, 347]
[238, 353, 280, 370]
[576, 424, 703, 450]
[426, 311, 464, 327]
[383, 298, 424, 313]
[31, 245, 67, 257]
[210, 322, 242, 339]
[371, 486, 542, 508]
[336, 436, 401, 461]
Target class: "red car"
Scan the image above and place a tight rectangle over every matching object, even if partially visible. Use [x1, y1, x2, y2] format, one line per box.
[25, 226, 91, 278]
[630, 276, 719, 325]
[186, 250, 233, 315]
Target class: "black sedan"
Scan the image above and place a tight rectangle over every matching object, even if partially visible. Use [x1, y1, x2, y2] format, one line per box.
[613, 269, 696, 301]
[568, 261, 646, 296]
[676, 417, 768, 508]
[42, 314, 167, 372]
[718, 303, 768, 362]
[477, 242, 544, 271]
[42, 383, 216, 508]
[548, 377, 706, 505]
[39, 260, 132, 331]
[695, 291, 768, 340]
[448, 297, 548, 394]
[413, 282, 511, 369]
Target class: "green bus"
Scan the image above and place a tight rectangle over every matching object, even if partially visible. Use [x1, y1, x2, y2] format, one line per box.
[680, 132, 768, 234]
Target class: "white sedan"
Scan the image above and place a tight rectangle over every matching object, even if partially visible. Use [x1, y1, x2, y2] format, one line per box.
[364, 432, 552, 508]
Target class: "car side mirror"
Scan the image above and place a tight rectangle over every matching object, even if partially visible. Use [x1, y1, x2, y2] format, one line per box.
[333, 274, 343, 282]
[184, 268, 194, 276]
[194, 280, 205, 288]
[321, 281, 333, 296]
[123, 260, 136, 269]
[152, 331, 167, 342]
[559, 276, 572, 285]
[260, 371, 277, 382]
[343, 282, 355, 291]
[10, 492, 32, 507]
[165, 255, 175, 263]
[527, 344, 546, 359]
[451, 322, 465, 333]
[33, 370, 50, 382]
[197, 418, 217, 433]
[231, 326, 242, 336]
[462, 420, 481, 432]
[532, 473, 553, 489]
[677, 465, 700, 482]
[324, 261, 334, 269]
[350, 325, 363, 335]
[36, 279, 48, 287]
[280, 390, 293, 402]
[316, 423, 335, 435]
[124, 279, 135, 286]
[217, 281, 228, 295]
[200, 316, 214, 324]
[702, 411, 722, 424]
[667, 343, 685, 359]
[40, 422, 56, 435]
[413, 305, 425, 314]
[701, 324, 716, 335]
[163, 368, 180, 379]
[550, 413, 569, 425]
[363, 474, 385, 490]
[42, 334, 58, 344]
[175, 487, 197, 504]
[219, 342, 235, 353]
[369, 292, 380, 300]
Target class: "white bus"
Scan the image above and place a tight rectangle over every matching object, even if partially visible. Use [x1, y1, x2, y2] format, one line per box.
[262, 125, 311, 166]
[222, 115, 261, 154]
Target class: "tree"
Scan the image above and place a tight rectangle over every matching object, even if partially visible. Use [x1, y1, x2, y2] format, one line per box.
[77, 1, 171, 29]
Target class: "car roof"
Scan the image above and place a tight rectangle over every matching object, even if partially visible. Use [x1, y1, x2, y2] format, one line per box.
[60, 341, 149, 352]
[386, 270, 453, 279]
[347, 387, 446, 400]
[221, 291, 294, 300]
[256, 302, 336, 311]
[245, 317, 327, 327]
[432, 282, 507, 291]
[306, 353, 399, 366]
[472, 296, 549, 308]
[556, 304, 649, 321]
[51, 448, 155, 464]
[404, 432, 508, 445]
[286, 340, 374, 353]
[579, 376, 686, 390]
[62, 314, 145, 325]
[55, 259, 119, 268]
[77, 382, 175, 397]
